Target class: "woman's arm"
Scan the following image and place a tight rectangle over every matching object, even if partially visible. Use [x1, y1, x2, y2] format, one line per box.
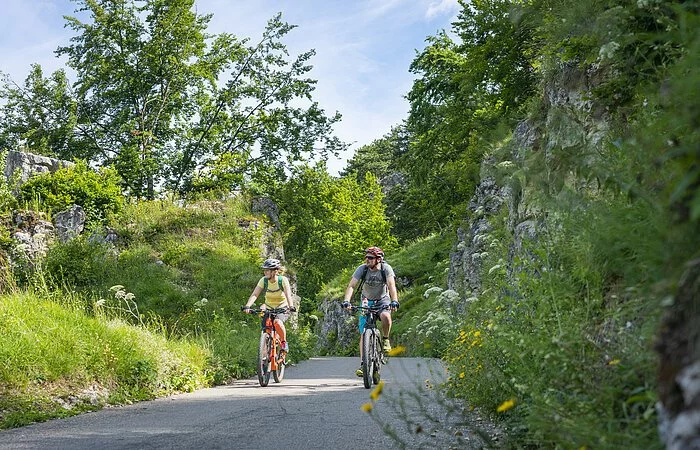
[283, 277, 294, 310]
[245, 284, 263, 308]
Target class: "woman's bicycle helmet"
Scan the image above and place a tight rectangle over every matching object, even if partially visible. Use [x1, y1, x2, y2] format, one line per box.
[364, 246, 385, 260]
[261, 258, 282, 270]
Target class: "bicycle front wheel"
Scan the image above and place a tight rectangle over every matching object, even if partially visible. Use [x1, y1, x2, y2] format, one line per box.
[258, 333, 272, 387]
[361, 329, 375, 389]
[273, 338, 285, 383]
[372, 333, 382, 385]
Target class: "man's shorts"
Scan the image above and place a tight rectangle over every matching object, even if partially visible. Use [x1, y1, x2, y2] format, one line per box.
[358, 298, 390, 332]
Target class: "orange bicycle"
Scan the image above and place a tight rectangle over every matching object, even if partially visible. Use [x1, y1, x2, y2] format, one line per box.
[242, 306, 294, 387]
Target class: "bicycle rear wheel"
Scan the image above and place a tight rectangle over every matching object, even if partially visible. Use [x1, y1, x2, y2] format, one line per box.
[258, 333, 272, 387]
[361, 329, 375, 389]
[273, 338, 285, 383]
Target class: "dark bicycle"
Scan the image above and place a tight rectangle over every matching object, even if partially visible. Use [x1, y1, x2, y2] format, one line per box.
[348, 303, 389, 389]
[241, 306, 293, 387]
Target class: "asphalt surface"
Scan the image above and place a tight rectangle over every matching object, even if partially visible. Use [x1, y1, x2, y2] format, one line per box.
[0, 357, 488, 450]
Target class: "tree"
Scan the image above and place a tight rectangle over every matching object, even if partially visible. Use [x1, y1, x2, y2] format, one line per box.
[52, 0, 342, 198]
[0, 65, 79, 159]
[278, 164, 397, 303]
[401, 0, 542, 234]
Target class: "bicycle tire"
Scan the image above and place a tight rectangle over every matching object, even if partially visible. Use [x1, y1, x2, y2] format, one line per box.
[372, 333, 381, 385]
[361, 329, 374, 389]
[273, 338, 285, 383]
[258, 333, 272, 387]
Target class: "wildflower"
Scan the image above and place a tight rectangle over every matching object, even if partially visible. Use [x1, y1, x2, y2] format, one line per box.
[608, 359, 621, 365]
[369, 381, 385, 401]
[459, 372, 465, 379]
[388, 345, 406, 356]
[473, 331, 481, 337]
[361, 402, 373, 413]
[497, 399, 516, 412]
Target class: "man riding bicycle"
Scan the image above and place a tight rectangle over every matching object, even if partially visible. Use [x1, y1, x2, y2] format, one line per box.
[243, 258, 295, 352]
[342, 246, 399, 377]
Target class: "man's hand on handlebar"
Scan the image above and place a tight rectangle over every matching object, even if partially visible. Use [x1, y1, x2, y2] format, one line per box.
[341, 301, 352, 310]
[390, 301, 400, 312]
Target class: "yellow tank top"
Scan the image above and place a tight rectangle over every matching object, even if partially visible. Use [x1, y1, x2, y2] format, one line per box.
[256, 275, 290, 308]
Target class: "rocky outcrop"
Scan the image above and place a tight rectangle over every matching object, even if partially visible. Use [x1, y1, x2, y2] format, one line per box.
[10, 210, 55, 270]
[54, 205, 86, 242]
[317, 298, 357, 354]
[656, 259, 700, 450]
[3, 150, 74, 185]
[448, 177, 511, 305]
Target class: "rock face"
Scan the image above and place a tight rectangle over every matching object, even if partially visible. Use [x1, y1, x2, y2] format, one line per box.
[448, 176, 511, 305]
[656, 259, 700, 450]
[54, 205, 86, 242]
[3, 150, 74, 185]
[317, 298, 357, 354]
[9, 210, 55, 271]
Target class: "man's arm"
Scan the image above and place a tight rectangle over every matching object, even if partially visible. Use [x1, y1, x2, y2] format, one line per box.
[343, 277, 359, 303]
[387, 276, 399, 305]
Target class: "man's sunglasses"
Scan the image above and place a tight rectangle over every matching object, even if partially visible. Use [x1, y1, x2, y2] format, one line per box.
[365, 255, 376, 260]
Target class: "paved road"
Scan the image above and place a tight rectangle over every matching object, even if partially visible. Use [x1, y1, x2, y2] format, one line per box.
[0, 357, 485, 450]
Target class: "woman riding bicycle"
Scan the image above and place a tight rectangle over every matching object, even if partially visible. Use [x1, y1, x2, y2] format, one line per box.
[243, 258, 295, 352]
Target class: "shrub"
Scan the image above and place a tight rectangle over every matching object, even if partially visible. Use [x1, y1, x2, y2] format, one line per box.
[18, 161, 123, 225]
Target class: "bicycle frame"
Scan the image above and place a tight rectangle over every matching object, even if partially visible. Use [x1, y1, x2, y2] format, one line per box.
[261, 311, 283, 372]
[353, 303, 389, 389]
[245, 307, 289, 387]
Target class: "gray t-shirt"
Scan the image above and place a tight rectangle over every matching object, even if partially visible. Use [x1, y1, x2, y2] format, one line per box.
[352, 262, 395, 301]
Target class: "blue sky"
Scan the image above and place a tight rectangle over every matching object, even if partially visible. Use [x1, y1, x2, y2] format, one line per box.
[0, 0, 459, 174]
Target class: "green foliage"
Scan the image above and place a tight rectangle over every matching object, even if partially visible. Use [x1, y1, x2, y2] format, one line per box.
[0, 151, 19, 214]
[401, 0, 542, 237]
[0, 291, 210, 428]
[18, 161, 123, 225]
[0, 65, 79, 159]
[279, 164, 397, 303]
[43, 237, 115, 289]
[31, 0, 344, 198]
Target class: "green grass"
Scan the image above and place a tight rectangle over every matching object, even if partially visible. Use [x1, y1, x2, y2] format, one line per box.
[0, 291, 210, 429]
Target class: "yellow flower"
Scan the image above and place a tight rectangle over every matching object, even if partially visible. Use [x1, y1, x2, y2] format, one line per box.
[497, 399, 516, 412]
[369, 381, 385, 401]
[459, 372, 465, 379]
[608, 359, 621, 365]
[361, 402, 373, 413]
[387, 345, 406, 356]
[473, 331, 481, 337]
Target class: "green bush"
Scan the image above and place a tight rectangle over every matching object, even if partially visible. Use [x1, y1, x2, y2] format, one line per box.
[18, 161, 123, 225]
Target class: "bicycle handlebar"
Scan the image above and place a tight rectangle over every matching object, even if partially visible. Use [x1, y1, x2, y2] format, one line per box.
[241, 306, 296, 314]
[347, 304, 390, 313]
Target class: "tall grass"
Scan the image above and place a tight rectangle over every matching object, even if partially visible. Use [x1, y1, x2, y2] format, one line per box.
[0, 290, 210, 429]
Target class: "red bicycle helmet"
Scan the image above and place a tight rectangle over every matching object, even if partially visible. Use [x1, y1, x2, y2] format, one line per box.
[364, 246, 384, 260]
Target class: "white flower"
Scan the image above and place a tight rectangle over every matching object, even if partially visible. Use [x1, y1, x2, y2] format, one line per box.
[424, 286, 444, 299]
[599, 42, 620, 60]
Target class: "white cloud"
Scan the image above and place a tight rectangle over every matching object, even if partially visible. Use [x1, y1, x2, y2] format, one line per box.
[426, 0, 461, 19]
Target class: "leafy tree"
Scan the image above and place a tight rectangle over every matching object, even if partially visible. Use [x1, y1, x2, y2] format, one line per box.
[341, 125, 407, 181]
[278, 164, 397, 303]
[0, 65, 79, 159]
[45, 0, 342, 198]
[401, 0, 542, 234]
